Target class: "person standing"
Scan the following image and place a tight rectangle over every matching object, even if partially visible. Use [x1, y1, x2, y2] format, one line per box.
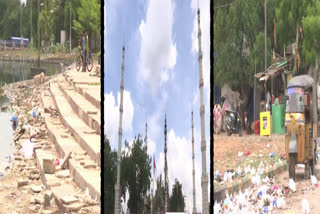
[85, 30, 89, 62]
[82, 31, 86, 72]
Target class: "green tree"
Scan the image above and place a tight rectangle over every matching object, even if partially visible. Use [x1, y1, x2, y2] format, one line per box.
[168, 179, 185, 212]
[302, 1, 320, 65]
[120, 135, 152, 214]
[104, 136, 117, 214]
[153, 175, 165, 213]
[72, 0, 100, 51]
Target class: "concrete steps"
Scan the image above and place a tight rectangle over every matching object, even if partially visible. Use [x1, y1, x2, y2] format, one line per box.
[49, 80, 100, 165]
[58, 78, 100, 135]
[64, 72, 100, 110]
[34, 149, 94, 212]
[41, 89, 101, 202]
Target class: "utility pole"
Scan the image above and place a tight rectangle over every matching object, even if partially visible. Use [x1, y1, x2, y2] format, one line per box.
[265, 0, 267, 71]
[192, 111, 196, 214]
[197, 6, 208, 214]
[114, 45, 125, 214]
[37, 0, 40, 68]
[30, 0, 32, 45]
[20, 3, 22, 44]
[70, 0, 72, 55]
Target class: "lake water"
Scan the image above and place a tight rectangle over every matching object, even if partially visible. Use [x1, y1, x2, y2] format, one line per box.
[0, 96, 15, 158]
[0, 60, 61, 160]
[0, 60, 61, 85]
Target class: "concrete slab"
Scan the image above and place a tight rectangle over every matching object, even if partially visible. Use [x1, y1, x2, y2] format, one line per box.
[50, 82, 100, 165]
[30, 185, 42, 193]
[60, 196, 78, 205]
[64, 75, 100, 110]
[56, 170, 70, 178]
[41, 85, 100, 202]
[58, 81, 100, 135]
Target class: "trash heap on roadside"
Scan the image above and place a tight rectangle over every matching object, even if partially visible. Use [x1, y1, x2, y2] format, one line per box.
[214, 161, 318, 214]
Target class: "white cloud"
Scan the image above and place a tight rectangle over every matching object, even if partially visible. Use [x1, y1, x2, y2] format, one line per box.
[154, 128, 209, 213]
[138, 0, 177, 93]
[104, 90, 134, 149]
[147, 138, 156, 156]
[148, 90, 168, 142]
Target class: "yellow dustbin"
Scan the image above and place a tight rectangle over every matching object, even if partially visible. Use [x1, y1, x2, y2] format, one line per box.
[260, 111, 271, 136]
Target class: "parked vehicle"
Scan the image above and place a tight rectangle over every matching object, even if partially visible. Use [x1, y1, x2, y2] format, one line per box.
[226, 106, 243, 137]
[285, 75, 318, 180]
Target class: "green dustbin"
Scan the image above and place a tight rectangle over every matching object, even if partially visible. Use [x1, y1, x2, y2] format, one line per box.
[272, 98, 285, 134]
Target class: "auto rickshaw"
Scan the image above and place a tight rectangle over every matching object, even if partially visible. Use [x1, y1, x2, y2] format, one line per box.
[285, 75, 318, 180]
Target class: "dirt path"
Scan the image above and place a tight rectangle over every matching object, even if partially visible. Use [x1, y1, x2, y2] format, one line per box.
[273, 167, 320, 214]
[214, 133, 285, 174]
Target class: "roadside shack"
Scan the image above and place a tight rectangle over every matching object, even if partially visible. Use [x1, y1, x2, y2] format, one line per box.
[253, 52, 295, 135]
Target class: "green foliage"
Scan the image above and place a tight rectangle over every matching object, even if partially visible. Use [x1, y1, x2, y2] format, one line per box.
[120, 135, 152, 214]
[72, 0, 100, 40]
[104, 136, 117, 214]
[0, 0, 100, 52]
[302, 1, 320, 65]
[168, 179, 185, 212]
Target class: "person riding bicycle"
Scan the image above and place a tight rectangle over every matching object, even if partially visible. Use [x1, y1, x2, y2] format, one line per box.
[78, 35, 83, 57]
[85, 30, 89, 61]
[82, 30, 86, 72]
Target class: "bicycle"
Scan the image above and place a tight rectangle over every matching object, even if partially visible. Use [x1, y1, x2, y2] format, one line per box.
[76, 48, 93, 72]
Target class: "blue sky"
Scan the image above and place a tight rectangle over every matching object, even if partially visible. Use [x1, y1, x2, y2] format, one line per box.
[105, 0, 210, 212]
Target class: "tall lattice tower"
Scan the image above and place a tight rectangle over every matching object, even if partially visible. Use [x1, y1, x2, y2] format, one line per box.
[164, 115, 168, 212]
[192, 111, 197, 214]
[114, 45, 125, 214]
[197, 5, 208, 214]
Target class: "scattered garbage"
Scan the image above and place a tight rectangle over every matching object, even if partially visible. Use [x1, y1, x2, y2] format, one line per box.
[289, 178, 296, 192]
[281, 152, 286, 159]
[245, 150, 251, 156]
[19, 139, 34, 158]
[302, 198, 310, 214]
[269, 152, 275, 158]
[55, 158, 60, 166]
[311, 175, 318, 187]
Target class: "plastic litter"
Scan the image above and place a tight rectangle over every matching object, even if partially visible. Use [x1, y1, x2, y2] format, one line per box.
[302, 198, 310, 214]
[311, 175, 318, 187]
[281, 152, 286, 159]
[55, 158, 60, 166]
[277, 197, 286, 209]
[269, 152, 275, 158]
[19, 139, 34, 158]
[289, 178, 296, 192]
[245, 150, 251, 156]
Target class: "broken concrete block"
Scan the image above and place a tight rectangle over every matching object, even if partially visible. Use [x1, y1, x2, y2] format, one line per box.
[14, 156, 23, 161]
[17, 179, 29, 187]
[61, 152, 72, 169]
[43, 156, 55, 174]
[61, 196, 78, 205]
[34, 197, 42, 204]
[56, 170, 70, 178]
[44, 190, 53, 207]
[30, 185, 42, 193]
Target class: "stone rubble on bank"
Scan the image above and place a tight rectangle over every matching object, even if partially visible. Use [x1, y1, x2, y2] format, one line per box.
[2, 72, 99, 214]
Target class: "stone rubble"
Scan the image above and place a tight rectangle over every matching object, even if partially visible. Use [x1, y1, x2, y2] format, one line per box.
[1, 69, 100, 213]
